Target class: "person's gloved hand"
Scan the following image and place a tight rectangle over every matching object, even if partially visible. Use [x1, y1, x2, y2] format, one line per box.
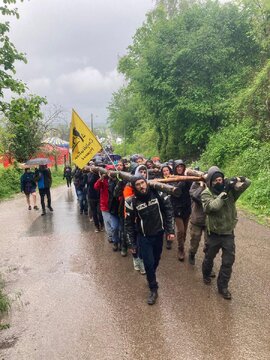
[237, 176, 246, 182]
[224, 177, 237, 192]
[220, 191, 228, 200]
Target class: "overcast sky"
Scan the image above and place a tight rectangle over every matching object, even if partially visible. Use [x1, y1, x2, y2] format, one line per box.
[8, 0, 154, 127]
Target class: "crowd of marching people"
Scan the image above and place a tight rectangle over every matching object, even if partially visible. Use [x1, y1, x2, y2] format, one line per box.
[68, 153, 251, 305]
[20, 152, 251, 305]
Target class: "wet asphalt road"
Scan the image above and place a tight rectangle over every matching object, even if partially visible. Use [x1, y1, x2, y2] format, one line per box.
[0, 186, 269, 360]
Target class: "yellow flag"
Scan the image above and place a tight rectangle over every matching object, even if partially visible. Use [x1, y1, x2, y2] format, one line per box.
[69, 109, 102, 168]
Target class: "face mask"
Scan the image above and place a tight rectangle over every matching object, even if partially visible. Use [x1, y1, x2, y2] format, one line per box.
[213, 183, 224, 194]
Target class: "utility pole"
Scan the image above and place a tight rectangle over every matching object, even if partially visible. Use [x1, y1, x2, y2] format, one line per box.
[90, 113, 94, 131]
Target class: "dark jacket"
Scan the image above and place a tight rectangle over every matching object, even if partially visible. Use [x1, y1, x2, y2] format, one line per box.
[108, 179, 120, 216]
[170, 180, 192, 219]
[63, 166, 72, 179]
[87, 172, 100, 200]
[113, 179, 127, 218]
[189, 181, 206, 227]
[20, 172, 36, 193]
[72, 168, 82, 189]
[125, 189, 175, 248]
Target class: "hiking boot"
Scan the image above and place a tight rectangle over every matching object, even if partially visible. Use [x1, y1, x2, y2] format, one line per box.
[188, 253, 195, 265]
[218, 288, 232, 300]
[48, 206, 54, 212]
[28, 205, 32, 210]
[203, 276, 211, 285]
[147, 290, 158, 305]
[121, 248, 127, 257]
[34, 205, 39, 210]
[133, 257, 140, 271]
[166, 240, 172, 250]
[112, 243, 118, 252]
[178, 249, 185, 262]
[139, 259, 146, 275]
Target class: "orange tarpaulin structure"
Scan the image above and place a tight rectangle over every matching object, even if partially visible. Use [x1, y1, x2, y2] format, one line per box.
[34, 144, 69, 167]
[0, 144, 70, 168]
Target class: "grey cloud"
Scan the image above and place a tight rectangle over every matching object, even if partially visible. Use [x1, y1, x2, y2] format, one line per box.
[8, 0, 154, 124]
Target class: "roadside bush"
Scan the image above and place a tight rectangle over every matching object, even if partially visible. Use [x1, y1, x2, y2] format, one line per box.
[224, 143, 270, 178]
[239, 171, 270, 216]
[199, 124, 270, 221]
[0, 166, 22, 199]
[199, 118, 259, 169]
[0, 165, 66, 201]
[0, 278, 10, 315]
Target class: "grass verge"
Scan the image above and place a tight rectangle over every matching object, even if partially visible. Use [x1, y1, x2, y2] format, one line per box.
[0, 278, 10, 330]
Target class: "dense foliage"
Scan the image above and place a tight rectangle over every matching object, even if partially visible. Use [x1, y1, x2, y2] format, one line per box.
[0, 0, 27, 113]
[109, 0, 268, 159]
[1, 96, 47, 162]
[109, 0, 270, 220]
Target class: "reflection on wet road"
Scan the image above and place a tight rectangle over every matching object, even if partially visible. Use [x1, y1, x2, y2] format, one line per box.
[0, 186, 269, 359]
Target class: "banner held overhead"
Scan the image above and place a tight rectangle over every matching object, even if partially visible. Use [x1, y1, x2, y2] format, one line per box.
[69, 109, 102, 168]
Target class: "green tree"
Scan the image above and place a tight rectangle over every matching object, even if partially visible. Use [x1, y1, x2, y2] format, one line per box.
[2, 95, 47, 162]
[235, 0, 270, 55]
[108, 87, 141, 141]
[114, 1, 262, 160]
[0, 0, 27, 113]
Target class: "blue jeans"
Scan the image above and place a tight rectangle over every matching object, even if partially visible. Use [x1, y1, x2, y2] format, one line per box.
[77, 189, 88, 213]
[101, 211, 113, 240]
[138, 231, 164, 290]
[110, 214, 120, 244]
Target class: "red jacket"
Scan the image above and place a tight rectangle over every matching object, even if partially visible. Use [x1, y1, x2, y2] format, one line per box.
[94, 177, 109, 211]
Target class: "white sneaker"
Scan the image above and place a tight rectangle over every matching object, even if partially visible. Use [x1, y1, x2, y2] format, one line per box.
[139, 259, 146, 275]
[133, 257, 140, 271]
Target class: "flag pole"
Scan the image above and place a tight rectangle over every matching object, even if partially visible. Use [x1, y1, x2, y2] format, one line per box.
[102, 147, 118, 170]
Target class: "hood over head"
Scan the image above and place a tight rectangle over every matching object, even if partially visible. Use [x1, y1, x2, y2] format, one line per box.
[174, 159, 186, 174]
[134, 165, 148, 179]
[161, 164, 173, 177]
[206, 166, 224, 188]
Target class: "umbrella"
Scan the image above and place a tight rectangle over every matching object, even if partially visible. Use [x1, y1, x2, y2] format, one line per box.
[25, 158, 51, 166]
[108, 154, 122, 161]
[43, 137, 69, 148]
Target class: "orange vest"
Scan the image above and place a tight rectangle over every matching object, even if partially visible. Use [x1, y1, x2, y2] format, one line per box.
[123, 184, 134, 218]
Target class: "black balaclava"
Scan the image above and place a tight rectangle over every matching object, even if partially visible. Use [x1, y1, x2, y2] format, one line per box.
[211, 172, 225, 195]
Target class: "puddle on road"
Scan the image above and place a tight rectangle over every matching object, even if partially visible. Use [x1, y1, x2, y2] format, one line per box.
[24, 190, 93, 237]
